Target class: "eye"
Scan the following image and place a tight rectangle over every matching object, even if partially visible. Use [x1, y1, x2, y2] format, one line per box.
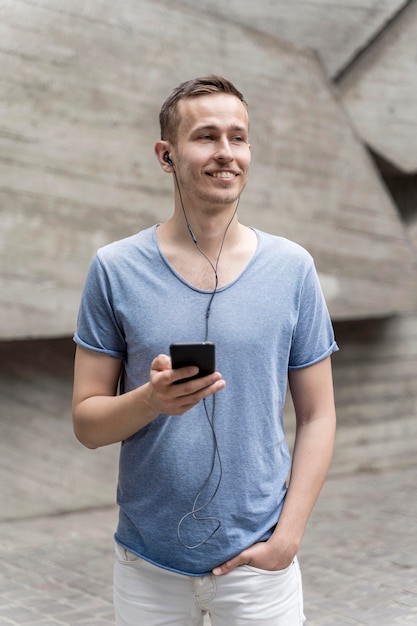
[231, 135, 246, 143]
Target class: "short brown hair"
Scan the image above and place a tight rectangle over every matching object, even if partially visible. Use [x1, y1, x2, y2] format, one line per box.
[159, 75, 247, 144]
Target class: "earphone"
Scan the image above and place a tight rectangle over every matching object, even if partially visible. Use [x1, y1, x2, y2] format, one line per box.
[164, 153, 173, 166]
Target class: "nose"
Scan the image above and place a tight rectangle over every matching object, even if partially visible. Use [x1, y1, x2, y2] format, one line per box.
[215, 137, 233, 161]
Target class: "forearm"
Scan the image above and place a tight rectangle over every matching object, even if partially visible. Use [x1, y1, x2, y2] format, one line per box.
[72, 348, 226, 449]
[212, 358, 337, 576]
[73, 382, 158, 449]
[271, 411, 336, 552]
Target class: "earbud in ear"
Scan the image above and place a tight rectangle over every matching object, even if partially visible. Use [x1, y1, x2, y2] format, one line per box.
[164, 153, 173, 166]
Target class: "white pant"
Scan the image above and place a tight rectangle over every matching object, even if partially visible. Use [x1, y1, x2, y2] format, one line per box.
[114, 543, 306, 625]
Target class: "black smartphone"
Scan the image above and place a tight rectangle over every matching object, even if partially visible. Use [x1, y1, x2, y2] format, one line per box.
[170, 342, 215, 384]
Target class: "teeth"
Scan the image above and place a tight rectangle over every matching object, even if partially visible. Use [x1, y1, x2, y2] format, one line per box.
[211, 172, 235, 178]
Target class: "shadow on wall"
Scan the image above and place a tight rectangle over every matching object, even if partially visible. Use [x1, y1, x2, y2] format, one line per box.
[0, 337, 119, 522]
[1, 313, 417, 520]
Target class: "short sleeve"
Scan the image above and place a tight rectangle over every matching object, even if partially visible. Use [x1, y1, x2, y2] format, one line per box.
[288, 264, 338, 369]
[73, 254, 126, 359]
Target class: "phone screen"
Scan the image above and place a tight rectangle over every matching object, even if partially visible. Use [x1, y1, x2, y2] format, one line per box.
[170, 342, 215, 384]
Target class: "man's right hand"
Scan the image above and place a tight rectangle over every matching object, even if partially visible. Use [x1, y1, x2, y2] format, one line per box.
[147, 353, 226, 416]
[72, 347, 225, 449]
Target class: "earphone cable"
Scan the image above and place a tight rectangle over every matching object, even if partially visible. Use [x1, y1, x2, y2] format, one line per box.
[172, 167, 239, 548]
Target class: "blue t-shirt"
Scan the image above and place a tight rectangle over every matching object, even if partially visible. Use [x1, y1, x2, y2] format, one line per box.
[74, 225, 338, 575]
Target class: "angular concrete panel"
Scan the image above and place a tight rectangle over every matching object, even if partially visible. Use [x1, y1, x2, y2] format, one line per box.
[179, 0, 408, 78]
[339, 0, 417, 173]
[0, 0, 416, 339]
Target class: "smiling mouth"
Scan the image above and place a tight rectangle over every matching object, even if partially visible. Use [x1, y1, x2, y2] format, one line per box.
[208, 171, 237, 179]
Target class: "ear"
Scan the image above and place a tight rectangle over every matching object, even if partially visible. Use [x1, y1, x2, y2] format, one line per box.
[155, 141, 173, 172]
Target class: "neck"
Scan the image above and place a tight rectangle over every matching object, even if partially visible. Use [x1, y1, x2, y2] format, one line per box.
[155, 207, 257, 292]
[174, 192, 240, 250]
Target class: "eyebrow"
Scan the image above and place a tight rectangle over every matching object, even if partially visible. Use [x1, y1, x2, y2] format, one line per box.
[192, 124, 248, 134]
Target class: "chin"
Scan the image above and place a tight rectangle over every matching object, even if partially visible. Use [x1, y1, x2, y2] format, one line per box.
[209, 195, 239, 207]
[201, 187, 242, 205]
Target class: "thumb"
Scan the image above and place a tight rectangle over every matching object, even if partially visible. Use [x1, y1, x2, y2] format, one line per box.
[151, 353, 171, 372]
[212, 552, 248, 576]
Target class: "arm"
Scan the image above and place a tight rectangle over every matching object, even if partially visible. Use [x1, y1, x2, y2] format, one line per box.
[212, 356, 336, 575]
[72, 345, 226, 449]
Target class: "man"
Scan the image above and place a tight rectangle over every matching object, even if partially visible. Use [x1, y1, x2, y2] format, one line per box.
[72, 75, 338, 625]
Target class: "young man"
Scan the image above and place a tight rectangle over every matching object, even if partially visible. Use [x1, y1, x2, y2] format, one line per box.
[72, 75, 338, 625]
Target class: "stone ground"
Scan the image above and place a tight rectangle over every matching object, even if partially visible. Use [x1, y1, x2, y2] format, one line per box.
[1, 467, 416, 625]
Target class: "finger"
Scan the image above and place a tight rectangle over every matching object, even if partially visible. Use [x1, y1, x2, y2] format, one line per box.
[173, 378, 226, 413]
[212, 553, 247, 576]
[171, 366, 199, 385]
[175, 372, 225, 395]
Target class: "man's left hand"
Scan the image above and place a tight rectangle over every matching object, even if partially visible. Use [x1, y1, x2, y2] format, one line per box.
[212, 540, 296, 576]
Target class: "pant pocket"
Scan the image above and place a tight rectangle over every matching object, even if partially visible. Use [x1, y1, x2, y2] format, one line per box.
[243, 559, 294, 576]
[114, 542, 143, 566]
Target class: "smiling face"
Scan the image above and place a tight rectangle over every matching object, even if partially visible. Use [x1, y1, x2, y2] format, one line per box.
[170, 93, 251, 210]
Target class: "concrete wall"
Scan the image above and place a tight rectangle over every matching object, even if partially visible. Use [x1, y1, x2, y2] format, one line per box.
[1, 0, 416, 339]
[1, 0, 416, 519]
